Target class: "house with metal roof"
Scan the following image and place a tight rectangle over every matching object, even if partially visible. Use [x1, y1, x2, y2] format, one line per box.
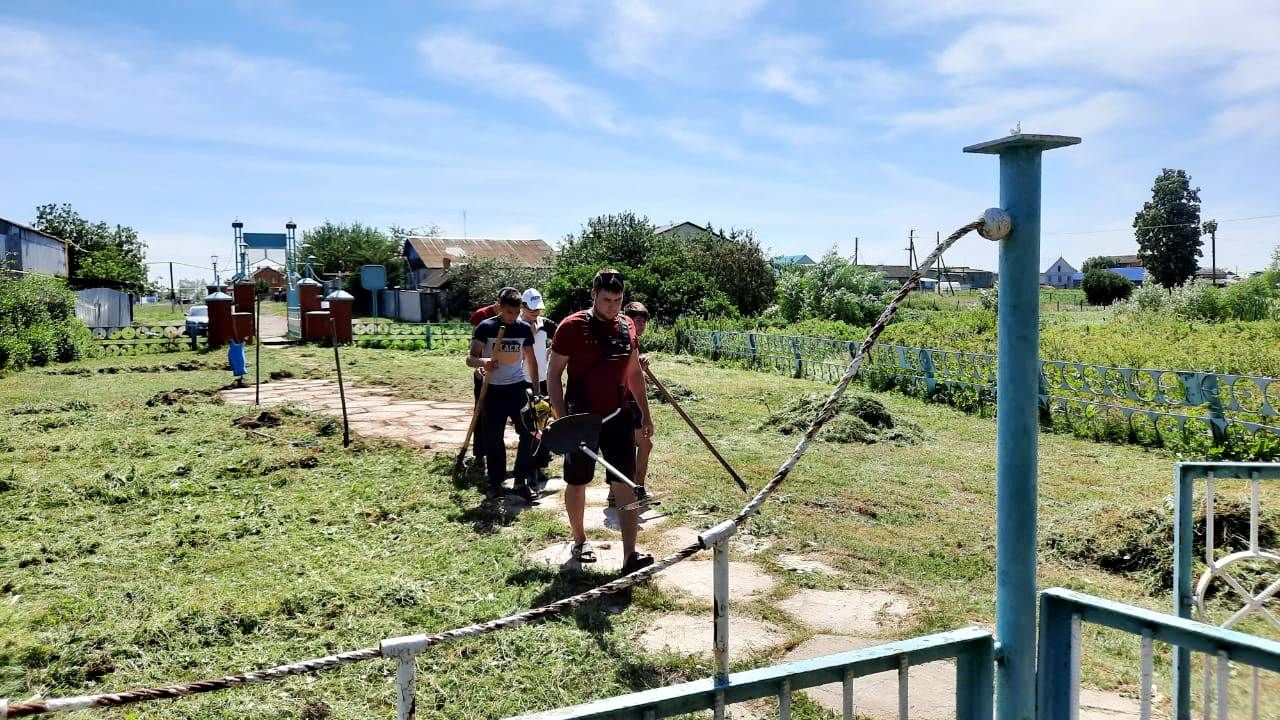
[1, 217, 69, 277]
[402, 236, 554, 288]
[772, 254, 816, 267]
[1040, 256, 1077, 288]
[1070, 266, 1147, 286]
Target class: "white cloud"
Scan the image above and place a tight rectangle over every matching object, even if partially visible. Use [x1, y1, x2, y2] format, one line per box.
[879, 0, 1280, 99]
[589, 0, 768, 77]
[231, 0, 347, 48]
[1209, 99, 1280, 142]
[751, 35, 910, 106]
[417, 30, 628, 134]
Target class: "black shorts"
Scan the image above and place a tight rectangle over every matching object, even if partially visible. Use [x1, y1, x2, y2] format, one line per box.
[563, 409, 636, 486]
[628, 398, 642, 429]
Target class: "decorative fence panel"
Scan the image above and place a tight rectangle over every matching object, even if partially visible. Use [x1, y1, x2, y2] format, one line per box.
[1172, 462, 1280, 718]
[351, 321, 472, 350]
[89, 323, 204, 357]
[679, 329, 1280, 451]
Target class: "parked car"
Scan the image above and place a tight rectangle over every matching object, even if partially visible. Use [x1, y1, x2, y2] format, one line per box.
[184, 305, 209, 335]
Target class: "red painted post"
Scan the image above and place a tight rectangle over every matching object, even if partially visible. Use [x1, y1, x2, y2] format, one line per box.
[206, 291, 234, 349]
[325, 290, 354, 344]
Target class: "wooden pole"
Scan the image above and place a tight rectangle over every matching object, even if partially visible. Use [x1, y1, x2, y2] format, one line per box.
[455, 326, 505, 473]
[330, 317, 350, 447]
[642, 363, 748, 493]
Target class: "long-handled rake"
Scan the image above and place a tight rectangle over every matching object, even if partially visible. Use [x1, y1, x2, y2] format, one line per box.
[540, 413, 661, 511]
[642, 363, 747, 493]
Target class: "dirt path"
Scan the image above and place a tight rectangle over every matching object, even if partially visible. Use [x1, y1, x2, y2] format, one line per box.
[222, 378, 504, 451]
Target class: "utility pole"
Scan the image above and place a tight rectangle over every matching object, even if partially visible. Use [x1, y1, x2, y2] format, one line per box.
[1203, 219, 1218, 287]
[906, 228, 917, 270]
[936, 231, 956, 295]
[169, 261, 176, 311]
[853, 236, 859, 265]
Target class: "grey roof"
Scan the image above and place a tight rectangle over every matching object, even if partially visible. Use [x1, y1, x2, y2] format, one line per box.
[1, 216, 68, 246]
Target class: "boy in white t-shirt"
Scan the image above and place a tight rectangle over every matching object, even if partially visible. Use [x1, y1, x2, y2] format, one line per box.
[520, 288, 558, 490]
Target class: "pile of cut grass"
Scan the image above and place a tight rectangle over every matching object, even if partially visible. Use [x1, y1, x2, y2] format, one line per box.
[760, 392, 923, 445]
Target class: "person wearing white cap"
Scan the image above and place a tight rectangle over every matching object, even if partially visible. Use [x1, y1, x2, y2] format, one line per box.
[520, 288, 557, 490]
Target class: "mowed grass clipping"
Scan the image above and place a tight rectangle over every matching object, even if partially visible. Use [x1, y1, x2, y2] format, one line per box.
[3, 346, 1275, 718]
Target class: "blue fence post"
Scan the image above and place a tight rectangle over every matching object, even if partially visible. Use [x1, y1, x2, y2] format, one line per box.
[789, 336, 802, 378]
[747, 332, 758, 366]
[955, 638, 995, 720]
[1034, 591, 1074, 720]
[1172, 463, 1195, 719]
[919, 348, 937, 394]
[1203, 374, 1228, 445]
[966, 131, 1079, 720]
[425, 324, 433, 350]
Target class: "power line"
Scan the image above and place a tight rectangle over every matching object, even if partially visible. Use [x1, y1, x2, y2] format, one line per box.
[1044, 212, 1280, 237]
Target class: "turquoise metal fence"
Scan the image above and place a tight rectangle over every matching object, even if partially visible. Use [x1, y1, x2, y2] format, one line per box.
[350, 321, 472, 349]
[504, 627, 994, 720]
[1038, 587, 1280, 720]
[679, 329, 1280, 448]
[1172, 461, 1280, 718]
[89, 322, 204, 356]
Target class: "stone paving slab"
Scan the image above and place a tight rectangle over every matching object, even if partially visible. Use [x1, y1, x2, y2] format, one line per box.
[785, 635, 955, 720]
[636, 612, 785, 657]
[775, 554, 842, 576]
[777, 589, 910, 635]
[527, 540, 641, 573]
[655, 559, 776, 600]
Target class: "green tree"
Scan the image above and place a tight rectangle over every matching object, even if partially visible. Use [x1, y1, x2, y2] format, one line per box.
[685, 225, 776, 316]
[1081, 256, 1112, 274]
[546, 213, 766, 323]
[1133, 169, 1202, 288]
[1081, 268, 1135, 306]
[1269, 243, 1280, 273]
[299, 221, 403, 290]
[34, 203, 147, 293]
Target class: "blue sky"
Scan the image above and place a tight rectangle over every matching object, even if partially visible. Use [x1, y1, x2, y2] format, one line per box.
[3, 1, 1278, 285]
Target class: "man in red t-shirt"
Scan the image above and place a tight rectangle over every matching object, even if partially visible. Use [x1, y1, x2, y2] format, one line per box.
[467, 287, 516, 468]
[548, 269, 653, 573]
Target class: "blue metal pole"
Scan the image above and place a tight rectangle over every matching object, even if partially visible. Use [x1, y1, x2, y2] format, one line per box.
[1172, 463, 1195, 718]
[965, 133, 1079, 720]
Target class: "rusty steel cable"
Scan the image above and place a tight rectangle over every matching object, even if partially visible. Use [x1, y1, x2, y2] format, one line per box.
[2, 218, 987, 719]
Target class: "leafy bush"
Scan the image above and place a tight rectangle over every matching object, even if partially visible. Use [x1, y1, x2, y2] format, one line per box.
[1081, 269, 1134, 306]
[0, 275, 93, 371]
[775, 251, 891, 325]
[1221, 274, 1278, 321]
[1120, 275, 1276, 323]
[444, 257, 551, 318]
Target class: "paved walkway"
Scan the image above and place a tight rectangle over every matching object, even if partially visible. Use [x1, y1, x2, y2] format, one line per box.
[223, 376, 1148, 719]
[222, 378, 506, 451]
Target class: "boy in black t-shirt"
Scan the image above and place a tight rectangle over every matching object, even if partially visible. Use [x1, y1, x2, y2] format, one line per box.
[467, 288, 540, 502]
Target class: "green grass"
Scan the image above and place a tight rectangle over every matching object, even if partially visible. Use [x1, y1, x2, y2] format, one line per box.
[132, 302, 188, 323]
[132, 301, 289, 325]
[2, 346, 1275, 718]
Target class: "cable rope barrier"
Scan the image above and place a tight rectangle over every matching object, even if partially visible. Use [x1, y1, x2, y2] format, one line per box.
[2, 215, 994, 719]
